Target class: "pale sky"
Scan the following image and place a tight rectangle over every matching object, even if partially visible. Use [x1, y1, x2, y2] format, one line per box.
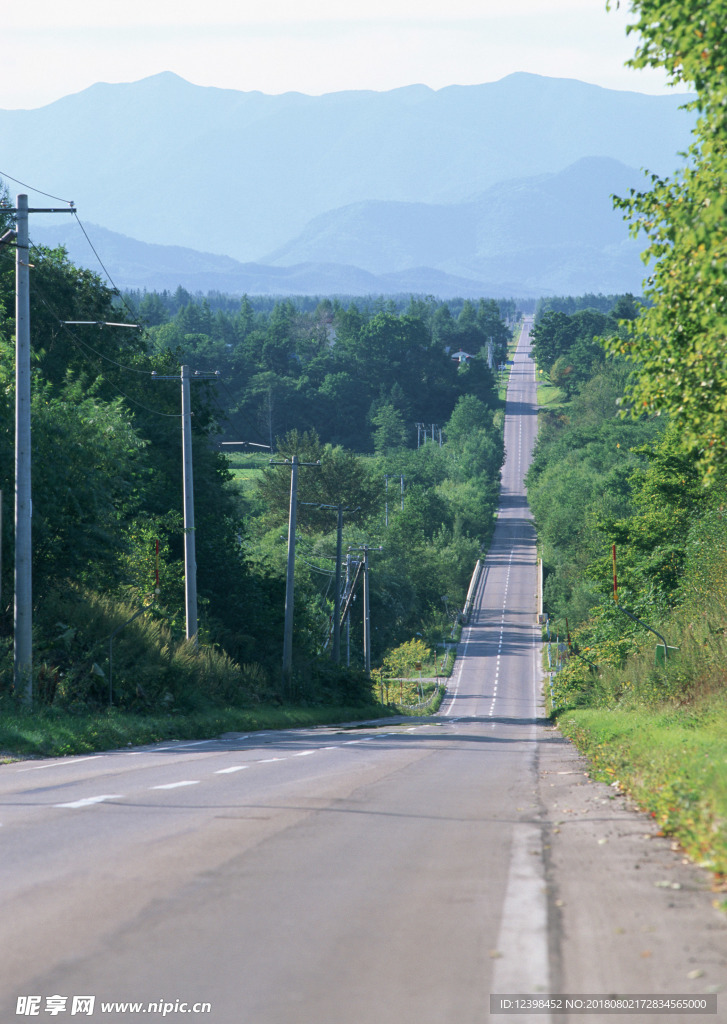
[4, 0, 674, 110]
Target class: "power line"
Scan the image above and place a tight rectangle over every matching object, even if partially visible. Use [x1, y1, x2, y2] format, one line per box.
[0, 169, 137, 323]
[71, 211, 140, 322]
[27, 280, 182, 419]
[30, 278, 151, 376]
[91, 375, 182, 419]
[0, 169, 74, 206]
[301, 559, 337, 576]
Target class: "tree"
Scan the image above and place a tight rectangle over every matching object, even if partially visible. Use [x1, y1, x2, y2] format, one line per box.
[255, 430, 378, 532]
[445, 394, 493, 446]
[532, 309, 613, 389]
[371, 403, 408, 453]
[317, 371, 369, 448]
[604, 0, 727, 481]
[383, 638, 431, 679]
[531, 310, 578, 371]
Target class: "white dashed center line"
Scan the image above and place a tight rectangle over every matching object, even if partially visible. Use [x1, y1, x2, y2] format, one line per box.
[55, 794, 123, 809]
[151, 780, 200, 790]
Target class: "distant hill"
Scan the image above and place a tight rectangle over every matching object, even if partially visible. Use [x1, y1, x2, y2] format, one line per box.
[28, 220, 497, 298]
[31, 157, 651, 297]
[6, 71, 693, 272]
[265, 157, 648, 293]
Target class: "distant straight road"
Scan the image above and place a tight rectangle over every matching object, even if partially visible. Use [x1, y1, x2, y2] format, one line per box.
[1, 322, 723, 1024]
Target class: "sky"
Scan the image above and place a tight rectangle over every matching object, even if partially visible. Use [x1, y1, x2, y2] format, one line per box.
[3, 0, 675, 110]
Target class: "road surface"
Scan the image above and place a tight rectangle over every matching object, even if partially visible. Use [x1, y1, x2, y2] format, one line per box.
[1, 321, 723, 1023]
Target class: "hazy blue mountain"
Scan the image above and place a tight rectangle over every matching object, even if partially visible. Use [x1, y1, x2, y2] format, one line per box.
[30, 158, 649, 297]
[260, 157, 649, 294]
[6, 71, 693, 265]
[29, 219, 490, 297]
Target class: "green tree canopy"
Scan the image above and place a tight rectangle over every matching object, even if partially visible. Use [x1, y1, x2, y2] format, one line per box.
[605, 0, 727, 480]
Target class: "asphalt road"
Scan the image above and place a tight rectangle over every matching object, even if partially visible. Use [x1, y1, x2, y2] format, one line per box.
[1, 322, 724, 1024]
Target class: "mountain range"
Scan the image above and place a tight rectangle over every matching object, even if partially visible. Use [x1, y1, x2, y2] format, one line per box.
[6, 72, 694, 297]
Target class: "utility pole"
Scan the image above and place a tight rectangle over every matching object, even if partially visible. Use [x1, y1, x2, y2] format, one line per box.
[334, 503, 344, 663]
[181, 366, 197, 640]
[283, 456, 299, 689]
[14, 196, 31, 701]
[348, 544, 382, 676]
[318, 503, 358, 664]
[270, 455, 320, 692]
[363, 548, 371, 675]
[384, 474, 390, 527]
[152, 365, 220, 642]
[3, 194, 74, 702]
[345, 553, 351, 666]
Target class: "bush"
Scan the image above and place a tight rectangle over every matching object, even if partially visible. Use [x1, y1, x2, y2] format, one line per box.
[0, 587, 257, 712]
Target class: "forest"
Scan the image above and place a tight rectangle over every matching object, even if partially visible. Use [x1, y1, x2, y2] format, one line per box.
[0, 212, 512, 716]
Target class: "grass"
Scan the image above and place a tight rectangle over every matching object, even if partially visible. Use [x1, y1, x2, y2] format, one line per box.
[0, 701, 398, 761]
[557, 702, 727, 883]
[224, 451, 270, 493]
[537, 381, 566, 407]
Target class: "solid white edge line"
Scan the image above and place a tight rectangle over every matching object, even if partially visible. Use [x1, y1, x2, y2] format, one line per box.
[444, 624, 472, 716]
[18, 756, 102, 772]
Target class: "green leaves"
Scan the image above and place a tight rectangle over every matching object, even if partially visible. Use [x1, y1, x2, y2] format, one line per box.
[605, 0, 727, 481]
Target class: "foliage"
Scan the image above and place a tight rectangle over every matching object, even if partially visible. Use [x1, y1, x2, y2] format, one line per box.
[142, 295, 503, 453]
[531, 307, 623, 395]
[382, 638, 432, 678]
[527, 349, 663, 628]
[604, 0, 727, 481]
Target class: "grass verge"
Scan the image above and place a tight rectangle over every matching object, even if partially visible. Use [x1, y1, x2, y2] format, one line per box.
[556, 702, 727, 887]
[0, 702, 397, 761]
[536, 381, 565, 407]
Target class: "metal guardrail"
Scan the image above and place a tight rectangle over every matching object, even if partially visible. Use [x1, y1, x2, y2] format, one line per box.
[461, 558, 483, 624]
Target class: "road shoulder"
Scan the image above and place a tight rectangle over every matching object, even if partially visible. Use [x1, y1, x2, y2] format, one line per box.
[536, 726, 726, 1016]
